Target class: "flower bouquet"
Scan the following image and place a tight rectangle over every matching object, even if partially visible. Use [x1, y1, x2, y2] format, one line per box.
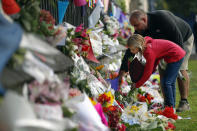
[152, 107, 178, 120]
[27, 80, 70, 120]
[64, 24, 99, 63]
[103, 15, 120, 39]
[38, 10, 56, 37]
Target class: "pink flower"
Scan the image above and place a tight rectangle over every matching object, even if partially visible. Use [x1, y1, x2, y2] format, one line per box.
[112, 32, 119, 39]
[72, 38, 82, 44]
[75, 24, 84, 32]
[80, 29, 88, 38]
[69, 88, 81, 98]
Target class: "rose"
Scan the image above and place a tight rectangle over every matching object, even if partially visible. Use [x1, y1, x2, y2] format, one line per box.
[165, 122, 176, 130]
[75, 24, 83, 32]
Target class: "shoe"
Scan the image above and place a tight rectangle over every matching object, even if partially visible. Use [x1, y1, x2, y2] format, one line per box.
[176, 100, 190, 112]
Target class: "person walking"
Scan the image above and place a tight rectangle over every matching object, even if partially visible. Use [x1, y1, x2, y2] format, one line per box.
[119, 10, 194, 112]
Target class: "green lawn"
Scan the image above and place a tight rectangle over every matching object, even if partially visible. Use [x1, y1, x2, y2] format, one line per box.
[175, 60, 197, 131]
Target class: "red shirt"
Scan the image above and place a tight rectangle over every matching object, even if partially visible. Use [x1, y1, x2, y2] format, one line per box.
[136, 36, 185, 88]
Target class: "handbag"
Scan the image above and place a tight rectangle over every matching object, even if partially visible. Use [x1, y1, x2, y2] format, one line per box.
[129, 57, 145, 83]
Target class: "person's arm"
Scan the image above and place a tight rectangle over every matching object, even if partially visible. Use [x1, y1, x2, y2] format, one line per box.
[135, 50, 156, 88]
[119, 49, 134, 72]
[158, 12, 184, 48]
[119, 49, 134, 85]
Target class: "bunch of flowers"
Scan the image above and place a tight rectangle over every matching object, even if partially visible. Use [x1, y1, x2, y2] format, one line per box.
[115, 74, 136, 107]
[137, 88, 154, 105]
[105, 105, 125, 131]
[165, 122, 176, 130]
[28, 80, 69, 104]
[109, 71, 119, 79]
[103, 15, 120, 39]
[97, 91, 114, 107]
[68, 88, 82, 98]
[153, 107, 178, 120]
[137, 93, 154, 104]
[65, 24, 92, 57]
[38, 10, 57, 37]
[128, 105, 140, 115]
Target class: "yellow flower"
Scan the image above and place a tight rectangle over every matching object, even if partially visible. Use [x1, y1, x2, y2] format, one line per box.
[129, 105, 139, 114]
[105, 91, 114, 107]
[152, 74, 160, 83]
[96, 65, 104, 70]
[89, 98, 97, 106]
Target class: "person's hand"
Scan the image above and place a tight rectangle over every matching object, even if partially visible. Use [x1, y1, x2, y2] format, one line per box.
[118, 76, 123, 86]
[118, 70, 126, 86]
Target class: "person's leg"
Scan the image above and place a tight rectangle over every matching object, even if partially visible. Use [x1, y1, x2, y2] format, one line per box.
[158, 65, 165, 99]
[177, 34, 194, 112]
[177, 70, 189, 100]
[162, 59, 183, 108]
[158, 59, 167, 100]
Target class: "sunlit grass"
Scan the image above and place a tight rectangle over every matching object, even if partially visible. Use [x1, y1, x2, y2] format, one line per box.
[175, 60, 197, 131]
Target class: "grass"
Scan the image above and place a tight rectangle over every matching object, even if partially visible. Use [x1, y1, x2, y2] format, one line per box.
[175, 60, 197, 131]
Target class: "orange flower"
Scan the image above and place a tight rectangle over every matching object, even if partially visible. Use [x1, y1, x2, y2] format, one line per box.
[109, 72, 118, 79]
[96, 65, 104, 70]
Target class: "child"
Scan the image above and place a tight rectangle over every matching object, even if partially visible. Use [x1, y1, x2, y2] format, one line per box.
[127, 34, 185, 108]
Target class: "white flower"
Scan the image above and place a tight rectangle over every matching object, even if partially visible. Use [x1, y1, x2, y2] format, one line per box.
[73, 45, 78, 50]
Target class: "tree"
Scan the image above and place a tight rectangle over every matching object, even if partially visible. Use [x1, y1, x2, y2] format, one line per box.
[155, 0, 197, 17]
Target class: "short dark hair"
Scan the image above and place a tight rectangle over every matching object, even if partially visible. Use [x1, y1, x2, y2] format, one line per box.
[130, 10, 146, 21]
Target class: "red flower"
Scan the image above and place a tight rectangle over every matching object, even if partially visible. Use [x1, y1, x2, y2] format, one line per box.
[97, 94, 111, 106]
[165, 122, 176, 130]
[104, 105, 122, 130]
[80, 29, 88, 38]
[116, 100, 124, 109]
[81, 44, 90, 52]
[109, 72, 119, 79]
[108, 105, 117, 112]
[72, 38, 82, 44]
[137, 94, 146, 102]
[118, 123, 126, 131]
[154, 107, 178, 120]
[75, 24, 83, 32]
[103, 107, 108, 113]
[112, 32, 119, 39]
[162, 107, 178, 120]
[137, 93, 154, 104]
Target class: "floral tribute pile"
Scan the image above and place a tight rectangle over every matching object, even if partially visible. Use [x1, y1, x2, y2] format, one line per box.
[0, 1, 181, 130]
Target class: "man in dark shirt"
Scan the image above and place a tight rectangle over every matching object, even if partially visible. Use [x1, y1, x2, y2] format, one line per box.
[194, 15, 197, 53]
[119, 10, 194, 112]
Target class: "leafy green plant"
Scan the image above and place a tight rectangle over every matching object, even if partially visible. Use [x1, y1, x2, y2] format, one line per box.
[15, 0, 58, 37]
[15, 0, 41, 33]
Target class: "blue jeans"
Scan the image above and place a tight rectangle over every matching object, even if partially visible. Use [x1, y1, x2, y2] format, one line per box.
[161, 58, 184, 107]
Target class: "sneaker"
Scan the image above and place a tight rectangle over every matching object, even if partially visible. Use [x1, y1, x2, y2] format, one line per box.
[176, 100, 190, 112]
